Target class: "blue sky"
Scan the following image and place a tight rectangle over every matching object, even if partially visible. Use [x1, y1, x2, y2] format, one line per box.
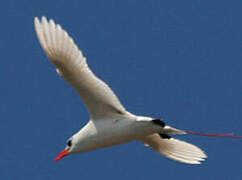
[1, 0, 242, 179]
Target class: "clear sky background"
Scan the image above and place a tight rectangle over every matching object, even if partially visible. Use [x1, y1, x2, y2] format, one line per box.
[1, 0, 242, 179]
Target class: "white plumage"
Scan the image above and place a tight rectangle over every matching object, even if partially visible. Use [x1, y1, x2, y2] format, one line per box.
[141, 134, 207, 164]
[34, 16, 207, 164]
[35, 17, 128, 119]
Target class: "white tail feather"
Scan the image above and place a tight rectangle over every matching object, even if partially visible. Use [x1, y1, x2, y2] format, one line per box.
[141, 134, 207, 164]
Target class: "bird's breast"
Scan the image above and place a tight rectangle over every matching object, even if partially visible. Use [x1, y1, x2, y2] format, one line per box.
[74, 118, 157, 153]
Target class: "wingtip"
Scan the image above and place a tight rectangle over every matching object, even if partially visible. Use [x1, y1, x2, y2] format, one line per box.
[34, 16, 47, 22]
[35, 16, 57, 29]
[34, 16, 48, 26]
[34, 15, 87, 75]
[41, 16, 47, 22]
[34, 17, 39, 25]
[49, 19, 56, 27]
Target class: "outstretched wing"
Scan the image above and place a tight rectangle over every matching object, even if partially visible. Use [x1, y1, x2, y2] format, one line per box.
[141, 134, 207, 164]
[34, 16, 131, 119]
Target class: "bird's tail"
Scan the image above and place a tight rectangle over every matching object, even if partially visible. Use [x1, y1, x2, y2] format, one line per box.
[185, 131, 242, 139]
[163, 125, 242, 139]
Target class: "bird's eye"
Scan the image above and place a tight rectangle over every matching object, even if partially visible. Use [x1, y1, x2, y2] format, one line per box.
[67, 139, 72, 147]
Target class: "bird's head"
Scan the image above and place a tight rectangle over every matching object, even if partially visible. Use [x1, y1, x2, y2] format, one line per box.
[54, 137, 75, 162]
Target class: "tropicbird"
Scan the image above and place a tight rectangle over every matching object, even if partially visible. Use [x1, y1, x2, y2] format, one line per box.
[34, 16, 241, 164]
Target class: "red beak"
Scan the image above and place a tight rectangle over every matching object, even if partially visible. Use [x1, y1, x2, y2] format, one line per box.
[54, 149, 69, 162]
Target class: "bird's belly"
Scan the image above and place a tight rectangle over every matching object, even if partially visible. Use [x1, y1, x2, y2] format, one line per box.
[75, 119, 159, 153]
[81, 132, 142, 152]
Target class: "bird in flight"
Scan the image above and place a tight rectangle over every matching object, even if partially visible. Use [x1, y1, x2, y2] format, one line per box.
[34, 16, 242, 164]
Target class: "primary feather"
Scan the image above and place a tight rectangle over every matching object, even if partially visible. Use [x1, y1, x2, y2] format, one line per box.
[34, 17, 131, 119]
[141, 134, 207, 164]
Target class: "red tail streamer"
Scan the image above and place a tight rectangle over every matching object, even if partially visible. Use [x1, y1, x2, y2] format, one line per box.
[185, 131, 242, 139]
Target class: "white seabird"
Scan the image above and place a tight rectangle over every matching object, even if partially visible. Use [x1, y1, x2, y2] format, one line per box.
[36, 16, 240, 164]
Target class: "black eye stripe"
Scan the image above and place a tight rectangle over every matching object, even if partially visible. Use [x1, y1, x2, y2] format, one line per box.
[67, 140, 72, 147]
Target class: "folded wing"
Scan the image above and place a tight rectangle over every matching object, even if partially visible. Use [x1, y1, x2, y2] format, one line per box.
[34, 17, 131, 119]
[141, 134, 207, 164]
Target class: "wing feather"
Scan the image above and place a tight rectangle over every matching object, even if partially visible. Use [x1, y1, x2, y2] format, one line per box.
[141, 134, 207, 164]
[34, 16, 131, 119]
